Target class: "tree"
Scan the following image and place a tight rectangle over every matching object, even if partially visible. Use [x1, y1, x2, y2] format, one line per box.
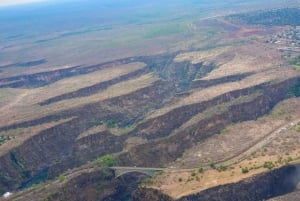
[242, 167, 249, 174]
[95, 154, 117, 167]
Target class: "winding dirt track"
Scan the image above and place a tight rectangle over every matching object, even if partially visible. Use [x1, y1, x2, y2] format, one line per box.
[167, 118, 300, 172]
[220, 119, 300, 167]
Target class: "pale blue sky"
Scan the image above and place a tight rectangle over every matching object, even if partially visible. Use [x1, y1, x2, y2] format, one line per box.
[0, 0, 47, 7]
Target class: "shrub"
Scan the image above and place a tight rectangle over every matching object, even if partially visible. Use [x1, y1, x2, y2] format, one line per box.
[217, 165, 228, 172]
[286, 157, 293, 163]
[295, 124, 300, 132]
[242, 167, 249, 174]
[95, 154, 117, 167]
[186, 178, 192, 183]
[191, 172, 196, 177]
[210, 162, 216, 169]
[142, 178, 153, 185]
[105, 120, 120, 128]
[178, 177, 183, 182]
[198, 168, 205, 173]
[58, 175, 65, 182]
[219, 128, 230, 134]
[263, 161, 275, 169]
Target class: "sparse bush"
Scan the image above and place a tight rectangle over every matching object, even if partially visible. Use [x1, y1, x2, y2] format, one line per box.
[277, 156, 283, 164]
[58, 175, 65, 183]
[285, 115, 292, 121]
[218, 128, 230, 134]
[276, 109, 285, 116]
[210, 162, 216, 169]
[196, 176, 200, 182]
[286, 156, 293, 163]
[294, 124, 300, 132]
[263, 161, 275, 169]
[191, 172, 196, 177]
[186, 177, 192, 183]
[242, 167, 249, 174]
[142, 178, 153, 185]
[198, 168, 205, 173]
[0, 135, 13, 146]
[217, 165, 228, 172]
[178, 177, 183, 182]
[139, 178, 155, 188]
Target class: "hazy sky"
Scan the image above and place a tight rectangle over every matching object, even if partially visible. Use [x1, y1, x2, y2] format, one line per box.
[0, 0, 47, 7]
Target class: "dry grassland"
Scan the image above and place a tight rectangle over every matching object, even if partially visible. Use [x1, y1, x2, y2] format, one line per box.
[147, 68, 297, 120]
[149, 98, 300, 199]
[0, 65, 156, 127]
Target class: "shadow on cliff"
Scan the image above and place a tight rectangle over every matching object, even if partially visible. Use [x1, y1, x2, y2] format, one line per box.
[132, 164, 300, 201]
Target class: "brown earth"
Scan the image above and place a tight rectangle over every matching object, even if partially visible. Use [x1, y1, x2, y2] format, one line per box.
[0, 9, 299, 201]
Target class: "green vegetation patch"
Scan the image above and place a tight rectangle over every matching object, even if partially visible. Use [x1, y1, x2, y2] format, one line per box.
[241, 167, 249, 174]
[198, 167, 205, 174]
[294, 123, 300, 132]
[94, 154, 117, 168]
[217, 127, 230, 135]
[263, 161, 275, 169]
[58, 175, 65, 183]
[143, 22, 192, 39]
[290, 55, 300, 71]
[140, 178, 154, 188]
[0, 135, 14, 146]
[271, 108, 286, 117]
[217, 165, 228, 172]
[209, 162, 216, 169]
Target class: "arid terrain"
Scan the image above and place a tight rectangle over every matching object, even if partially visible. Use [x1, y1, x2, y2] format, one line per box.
[0, 2, 300, 201]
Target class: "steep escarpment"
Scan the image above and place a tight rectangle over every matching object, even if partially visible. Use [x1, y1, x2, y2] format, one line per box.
[132, 164, 300, 201]
[178, 165, 300, 201]
[191, 72, 254, 89]
[0, 74, 297, 193]
[43, 171, 148, 201]
[0, 56, 141, 88]
[0, 39, 299, 196]
[8, 155, 300, 201]
[132, 188, 173, 201]
[0, 79, 173, 193]
[39, 67, 148, 105]
[0, 51, 212, 193]
[7, 168, 149, 201]
[2, 4, 300, 201]
[117, 77, 298, 167]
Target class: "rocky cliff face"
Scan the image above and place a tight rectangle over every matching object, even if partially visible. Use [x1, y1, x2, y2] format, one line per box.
[132, 164, 300, 201]
[179, 165, 300, 201]
[0, 75, 298, 194]
[132, 188, 173, 201]
[0, 45, 299, 196]
[9, 163, 299, 201]
[44, 171, 148, 201]
[118, 78, 298, 167]
[10, 168, 149, 201]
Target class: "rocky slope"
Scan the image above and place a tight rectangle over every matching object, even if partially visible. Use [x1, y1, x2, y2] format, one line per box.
[132, 164, 300, 201]
[0, 8, 300, 201]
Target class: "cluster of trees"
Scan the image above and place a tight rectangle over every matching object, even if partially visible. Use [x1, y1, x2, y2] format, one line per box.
[94, 154, 117, 168]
